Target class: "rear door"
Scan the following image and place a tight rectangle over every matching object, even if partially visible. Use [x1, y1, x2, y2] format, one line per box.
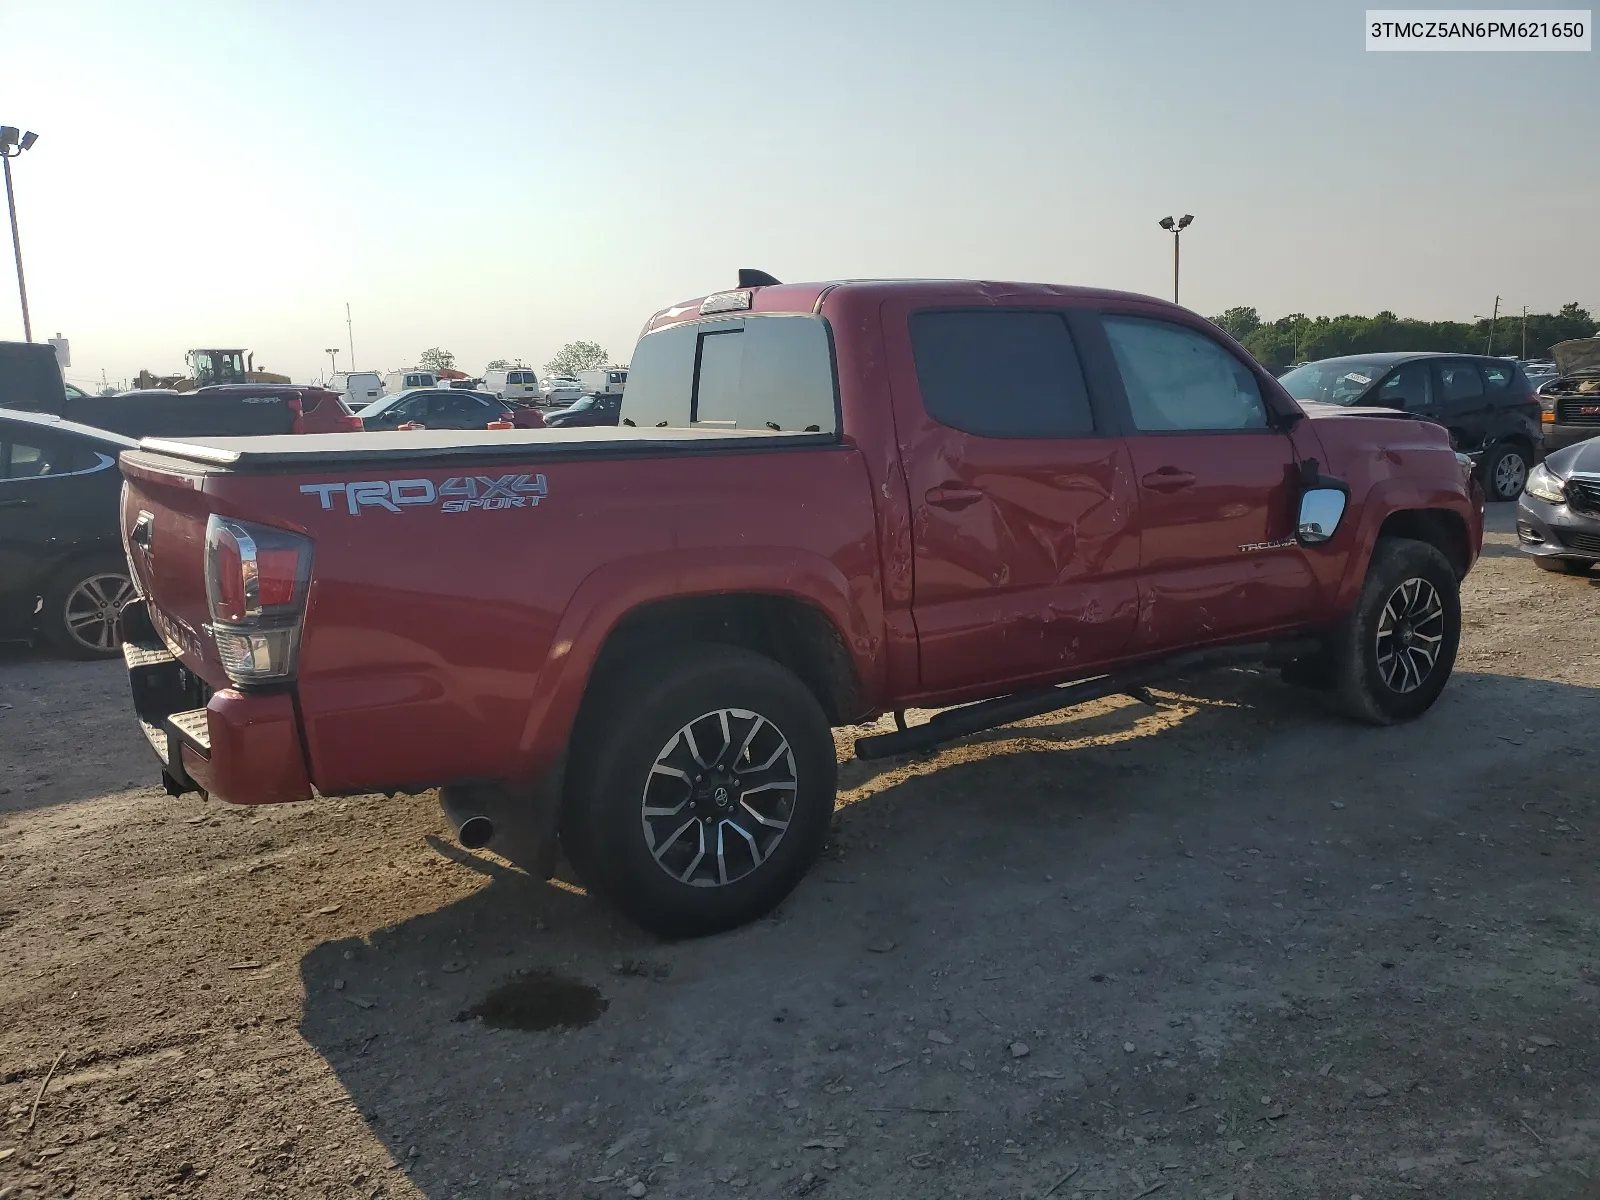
[884, 297, 1140, 695]
[1094, 312, 1313, 654]
[1431, 359, 1492, 451]
[0, 424, 122, 625]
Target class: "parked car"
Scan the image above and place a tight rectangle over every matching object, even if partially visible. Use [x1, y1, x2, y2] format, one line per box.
[383, 369, 438, 394]
[1516, 440, 1600, 573]
[1533, 337, 1600, 454]
[484, 369, 541, 403]
[542, 393, 621, 428]
[1278, 352, 1540, 501]
[116, 274, 1483, 938]
[356, 388, 545, 431]
[330, 372, 385, 411]
[540, 375, 584, 405]
[2, 342, 361, 438]
[0, 409, 136, 658]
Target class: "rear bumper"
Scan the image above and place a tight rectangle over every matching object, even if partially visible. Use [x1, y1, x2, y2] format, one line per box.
[123, 600, 314, 805]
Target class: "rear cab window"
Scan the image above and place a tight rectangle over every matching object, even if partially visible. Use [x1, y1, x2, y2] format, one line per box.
[623, 315, 837, 434]
[908, 309, 1094, 437]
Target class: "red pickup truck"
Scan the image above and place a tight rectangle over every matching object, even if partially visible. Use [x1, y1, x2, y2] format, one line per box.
[118, 276, 1483, 936]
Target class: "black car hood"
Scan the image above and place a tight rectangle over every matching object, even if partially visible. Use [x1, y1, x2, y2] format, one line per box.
[1552, 338, 1600, 378]
[1548, 437, 1600, 476]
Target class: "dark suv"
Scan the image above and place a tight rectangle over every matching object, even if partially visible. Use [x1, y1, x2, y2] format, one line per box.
[1279, 353, 1541, 501]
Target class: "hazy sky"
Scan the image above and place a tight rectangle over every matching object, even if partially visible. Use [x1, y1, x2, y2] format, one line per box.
[2, 0, 1596, 389]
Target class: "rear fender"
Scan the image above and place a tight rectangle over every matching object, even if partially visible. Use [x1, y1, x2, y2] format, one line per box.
[514, 547, 886, 767]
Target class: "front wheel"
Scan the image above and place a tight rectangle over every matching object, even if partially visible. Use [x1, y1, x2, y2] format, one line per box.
[561, 645, 837, 938]
[1481, 442, 1530, 502]
[1328, 537, 1461, 725]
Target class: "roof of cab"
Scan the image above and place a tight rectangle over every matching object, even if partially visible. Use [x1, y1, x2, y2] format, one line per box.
[640, 278, 1175, 337]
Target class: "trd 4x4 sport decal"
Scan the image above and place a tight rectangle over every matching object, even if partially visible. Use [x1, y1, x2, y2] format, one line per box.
[299, 474, 548, 515]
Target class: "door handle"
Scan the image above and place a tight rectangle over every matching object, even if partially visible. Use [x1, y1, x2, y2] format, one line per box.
[0, 498, 33, 509]
[926, 485, 983, 510]
[1140, 468, 1196, 492]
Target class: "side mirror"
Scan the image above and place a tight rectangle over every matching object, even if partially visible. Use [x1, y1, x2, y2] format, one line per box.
[1297, 487, 1347, 546]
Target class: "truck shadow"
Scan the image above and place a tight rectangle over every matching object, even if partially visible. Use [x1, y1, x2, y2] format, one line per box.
[296, 667, 1600, 1198]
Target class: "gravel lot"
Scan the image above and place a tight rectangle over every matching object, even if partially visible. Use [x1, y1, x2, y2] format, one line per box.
[2, 505, 1597, 1200]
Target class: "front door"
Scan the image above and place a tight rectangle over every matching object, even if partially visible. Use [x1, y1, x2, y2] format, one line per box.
[1096, 313, 1314, 654]
[885, 299, 1142, 697]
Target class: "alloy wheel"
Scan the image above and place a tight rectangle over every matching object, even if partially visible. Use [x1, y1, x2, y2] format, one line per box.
[640, 708, 798, 888]
[1494, 451, 1527, 499]
[1375, 577, 1445, 694]
[63, 572, 134, 653]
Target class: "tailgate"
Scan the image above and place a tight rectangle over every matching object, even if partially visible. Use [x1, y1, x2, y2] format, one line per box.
[119, 451, 230, 684]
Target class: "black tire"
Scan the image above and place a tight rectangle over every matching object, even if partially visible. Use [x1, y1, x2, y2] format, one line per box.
[1328, 538, 1460, 725]
[1534, 557, 1594, 575]
[39, 554, 134, 660]
[1481, 442, 1530, 502]
[561, 644, 837, 938]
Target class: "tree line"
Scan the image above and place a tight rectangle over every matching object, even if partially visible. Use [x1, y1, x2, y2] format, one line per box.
[409, 341, 616, 379]
[1209, 303, 1596, 373]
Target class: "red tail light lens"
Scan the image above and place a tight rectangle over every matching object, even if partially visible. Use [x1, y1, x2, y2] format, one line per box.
[335, 414, 364, 432]
[204, 516, 313, 683]
[288, 395, 305, 436]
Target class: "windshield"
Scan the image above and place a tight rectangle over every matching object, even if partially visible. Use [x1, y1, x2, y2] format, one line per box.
[361, 392, 408, 418]
[569, 395, 594, 410]
[1278, 360, 1382, 406]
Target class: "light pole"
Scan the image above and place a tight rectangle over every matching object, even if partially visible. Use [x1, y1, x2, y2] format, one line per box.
[325, 347, 340, 380]
[1, 126, 39, 342]
[1473, 296, 1502, 356]
[1158, 213, 1194, 305]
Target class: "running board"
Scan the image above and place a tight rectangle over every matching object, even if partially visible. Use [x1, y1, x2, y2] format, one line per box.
[853, 639, 1321, 761]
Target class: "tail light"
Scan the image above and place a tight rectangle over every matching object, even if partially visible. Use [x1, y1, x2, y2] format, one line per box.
[204, 515, 313, 685]
[287, 395, 306, 435]
[334, 413, 365, 432]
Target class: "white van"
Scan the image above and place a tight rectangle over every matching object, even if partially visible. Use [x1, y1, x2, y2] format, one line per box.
[330, 371, 385, 411]
[483, 368, 540, 402]
[579, 367, 628, 396]
[383, 369, 437, 394]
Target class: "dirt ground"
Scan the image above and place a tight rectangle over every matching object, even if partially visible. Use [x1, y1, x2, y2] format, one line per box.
[2, 504, 1597, 1200]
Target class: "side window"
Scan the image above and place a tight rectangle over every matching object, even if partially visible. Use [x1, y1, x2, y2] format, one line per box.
[429, 393, 483, 421]
[1375, 363, 1431, 409]
[1102, 316, 1268, 433]
[387, 396, 427, 422]
[1480, 363, 1511, 391]
[3, 436, 79, 478]
[1438, 362, 1485, 402]
[908, 310, 1094, 438]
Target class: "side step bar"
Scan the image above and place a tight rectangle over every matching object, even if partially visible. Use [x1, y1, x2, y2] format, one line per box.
[854, 638, 1320, 761]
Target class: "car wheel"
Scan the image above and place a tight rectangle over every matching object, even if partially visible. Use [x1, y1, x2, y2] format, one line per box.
[1482, 442, 1529, 502]
[1328, 537, 1461, 725]
[561, 645, 836, 938]
[41, 555, 135, 659]
[1535, 557, 1594, 575]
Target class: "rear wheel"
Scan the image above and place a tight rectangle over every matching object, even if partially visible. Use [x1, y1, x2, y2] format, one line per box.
[1481, 442, 1530, 502]
[1535, 557, 1594, 575]
[561, 645, 837, 938]
[40, 555, 134, 659]
[1328, 538, 1460, 725]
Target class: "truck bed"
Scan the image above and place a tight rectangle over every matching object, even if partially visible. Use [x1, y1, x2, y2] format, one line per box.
[133, 425, 835, 470]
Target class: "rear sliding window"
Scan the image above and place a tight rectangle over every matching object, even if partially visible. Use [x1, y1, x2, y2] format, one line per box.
[910, 310, 1095, 438]
[622, 315, 837, 434]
